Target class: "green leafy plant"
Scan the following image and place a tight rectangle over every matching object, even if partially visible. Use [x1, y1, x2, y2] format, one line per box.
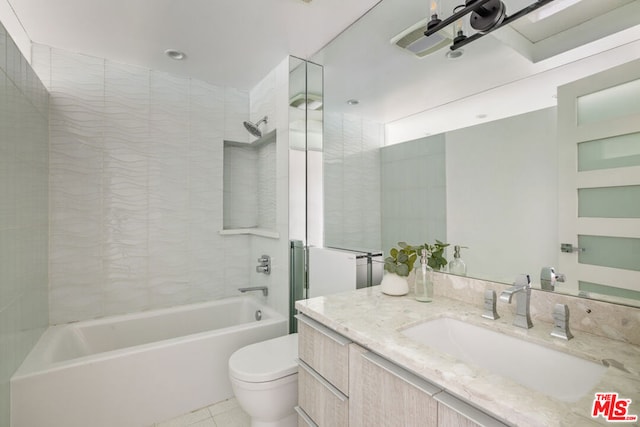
[384, 242, 417, 277]
[420, 240, 450, 271]
[384, 240, 451, 276]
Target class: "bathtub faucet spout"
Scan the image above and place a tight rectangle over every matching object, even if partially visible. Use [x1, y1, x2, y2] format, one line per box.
[238, 286, 269, 297]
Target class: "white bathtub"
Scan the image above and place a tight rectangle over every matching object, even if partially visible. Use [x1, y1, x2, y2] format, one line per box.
[10, 296, 287, 427]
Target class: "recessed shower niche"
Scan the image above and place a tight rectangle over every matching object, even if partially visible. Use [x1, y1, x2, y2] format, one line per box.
[222, 130, 278, 238]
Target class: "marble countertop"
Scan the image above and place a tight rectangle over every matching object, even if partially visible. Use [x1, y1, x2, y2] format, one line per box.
[295, 286, 640, 426]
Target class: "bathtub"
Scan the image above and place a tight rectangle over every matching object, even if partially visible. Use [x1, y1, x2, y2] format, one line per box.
[10, 296, 287, 427]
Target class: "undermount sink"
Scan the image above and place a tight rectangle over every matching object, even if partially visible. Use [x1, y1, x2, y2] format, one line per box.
[401, 317, 606, 402]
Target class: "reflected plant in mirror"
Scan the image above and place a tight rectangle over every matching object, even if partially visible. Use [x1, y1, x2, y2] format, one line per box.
[384, 241, 451, 275]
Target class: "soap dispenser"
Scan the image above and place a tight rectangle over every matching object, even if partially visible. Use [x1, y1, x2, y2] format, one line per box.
[414, 249, 433, 302]
[449, 245, 467, 276]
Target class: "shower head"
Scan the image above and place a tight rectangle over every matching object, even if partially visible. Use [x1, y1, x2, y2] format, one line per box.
[243, 116, 268, 138]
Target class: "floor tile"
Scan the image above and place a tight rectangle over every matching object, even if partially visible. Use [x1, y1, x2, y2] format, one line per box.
[207, 398, 239, 417]
[190, 419, 217, 427]
[155, 407, 212, 427]
[212, 406, 250, 427]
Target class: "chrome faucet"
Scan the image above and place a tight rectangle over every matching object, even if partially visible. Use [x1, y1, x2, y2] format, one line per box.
[499, 274, 533, 329]
[238, 286, 269, 297]
[540, 267, 565, 291]
[256, 255, 271, 275]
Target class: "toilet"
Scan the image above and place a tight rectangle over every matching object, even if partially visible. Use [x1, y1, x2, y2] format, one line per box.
[228, 333, 299, 427]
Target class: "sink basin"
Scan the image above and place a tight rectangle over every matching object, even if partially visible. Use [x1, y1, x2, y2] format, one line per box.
[401, 317, 606, 402]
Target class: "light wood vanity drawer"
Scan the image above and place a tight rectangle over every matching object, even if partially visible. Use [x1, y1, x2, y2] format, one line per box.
[295, 406, 319, 427]
[436, 392, 509, 427]
[297, 314, 351, 395]
[298, 359, 348, 427]
[350, 350, 440, 427]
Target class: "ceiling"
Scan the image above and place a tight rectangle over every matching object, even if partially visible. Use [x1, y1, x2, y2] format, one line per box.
[5, 0, 640, 142]
[309, 0, 640, 143]
[5, 0, 381, 90]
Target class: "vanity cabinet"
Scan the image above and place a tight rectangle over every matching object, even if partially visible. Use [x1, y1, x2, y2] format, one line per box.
[349, 346, 439, 426]
[296, 313, 509, 427]
[296, 315, 351, 427]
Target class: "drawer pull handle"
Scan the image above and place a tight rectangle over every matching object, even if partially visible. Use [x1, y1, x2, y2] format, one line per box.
[296, 314, 351, 346]
[298, 359, 347, 402]
[363, 352, 441, 396]
[295, 406, 319, 427]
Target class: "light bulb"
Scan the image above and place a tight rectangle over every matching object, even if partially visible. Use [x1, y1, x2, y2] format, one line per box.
[430, 0, 439, 18]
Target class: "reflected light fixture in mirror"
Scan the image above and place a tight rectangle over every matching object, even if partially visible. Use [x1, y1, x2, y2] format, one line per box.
[425, 0, 557, 51]
[165, 49, 186, 60]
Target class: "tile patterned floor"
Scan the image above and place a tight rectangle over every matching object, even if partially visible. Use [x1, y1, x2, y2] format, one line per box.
[154, 398, 250, 427]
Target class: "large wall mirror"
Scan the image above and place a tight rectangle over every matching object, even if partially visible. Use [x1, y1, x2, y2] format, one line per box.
[308, 0, 640, 307]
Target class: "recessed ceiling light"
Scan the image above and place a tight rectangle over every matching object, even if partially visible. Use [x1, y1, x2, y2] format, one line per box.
[346, 99, 360, 105]
[165, 49, 186, 60]
[476, 114, 488, 119]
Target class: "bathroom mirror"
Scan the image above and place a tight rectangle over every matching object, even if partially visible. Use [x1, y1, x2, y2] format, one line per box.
[308, 0, 640, 306]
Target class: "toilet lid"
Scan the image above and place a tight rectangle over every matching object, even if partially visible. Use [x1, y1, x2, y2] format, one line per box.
[229, 333, 298, 383]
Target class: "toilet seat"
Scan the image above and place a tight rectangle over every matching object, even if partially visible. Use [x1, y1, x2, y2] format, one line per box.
[229, 333, 298, 383]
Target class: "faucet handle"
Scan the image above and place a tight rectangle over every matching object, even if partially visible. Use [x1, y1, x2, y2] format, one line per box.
[550, 303, 573, 340]
[482, 290, 500, 320]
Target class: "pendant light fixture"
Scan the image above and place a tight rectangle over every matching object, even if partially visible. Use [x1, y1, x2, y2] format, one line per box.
[424, 0, 558, 51]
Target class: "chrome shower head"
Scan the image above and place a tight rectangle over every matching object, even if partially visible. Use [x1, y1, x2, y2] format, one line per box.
[243, 116, 268, 138]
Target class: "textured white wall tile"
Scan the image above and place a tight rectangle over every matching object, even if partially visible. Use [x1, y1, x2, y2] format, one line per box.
[0, 45, 49, 427]
[380, 135, 446, 253]
[38, 46, 257, 322]
[224, 87, 249, 143]
[257, 142, 277, 229]
[250, 71, 276, 137]
[103, 61, 150, 304]
[223, 145, 258, 228]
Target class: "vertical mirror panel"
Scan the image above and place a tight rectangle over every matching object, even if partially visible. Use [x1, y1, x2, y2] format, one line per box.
[577, 78, 640, 125]
[577, 133, 640, 171]
[578, 235, 640, 272]
[578, 186, 640, 218]
[306, 61, 324, 248]
[288, 57, 323, 332]
[288, 57, 307, 244]
[288, 57, 306, 333]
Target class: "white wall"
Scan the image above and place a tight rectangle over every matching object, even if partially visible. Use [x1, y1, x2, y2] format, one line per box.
[0, 22, 49, 426]
[32, 44, 286, 324]
[446, 107, 558, 283]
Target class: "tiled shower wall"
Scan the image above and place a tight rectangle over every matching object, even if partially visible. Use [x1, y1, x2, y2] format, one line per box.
[0, 25, 49, 426]
[324, 112, 383, 252]
[32, 44, 260, 324]
[380, 134, 447, 253]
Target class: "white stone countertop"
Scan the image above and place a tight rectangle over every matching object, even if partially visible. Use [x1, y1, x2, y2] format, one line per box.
[295, 286, 640, 427]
